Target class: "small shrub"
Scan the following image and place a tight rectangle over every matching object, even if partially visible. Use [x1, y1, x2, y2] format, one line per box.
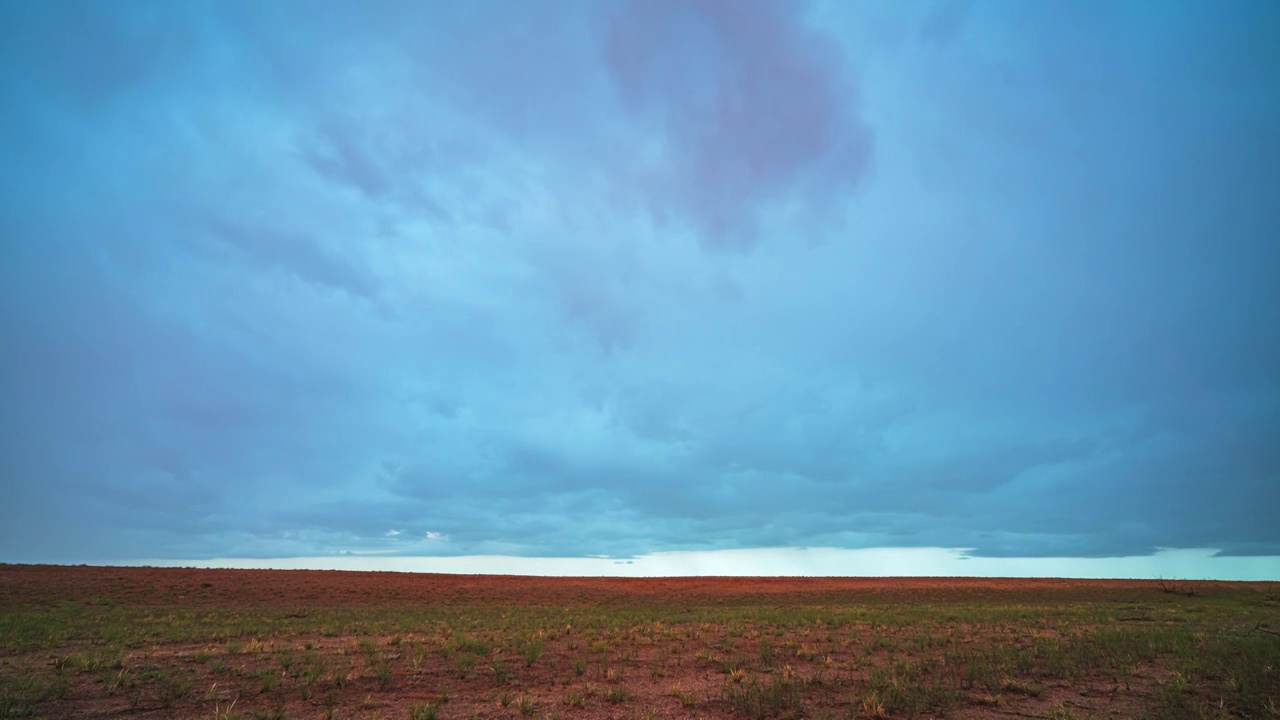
[159, 676, 193, 708]
[521, 637, 546, 667]
[408, 702, 439, 720]
[670, 685, 697, 708]
[722, 672, 804, 719]
[604, 687, 629, 703]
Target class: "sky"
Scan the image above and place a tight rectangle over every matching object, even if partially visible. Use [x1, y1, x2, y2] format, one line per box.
[1, 1, 1278, 579]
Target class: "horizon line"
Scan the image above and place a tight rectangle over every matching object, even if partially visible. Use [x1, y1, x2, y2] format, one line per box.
[7, 546, 1272, 582]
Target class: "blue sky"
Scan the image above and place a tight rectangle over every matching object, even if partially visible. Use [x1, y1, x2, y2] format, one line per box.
[1, 1, 1278, 578]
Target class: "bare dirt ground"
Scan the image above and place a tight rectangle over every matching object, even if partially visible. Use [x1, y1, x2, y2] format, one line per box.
[1, 565, 1275, 719]
[2, 565, 1200, 606]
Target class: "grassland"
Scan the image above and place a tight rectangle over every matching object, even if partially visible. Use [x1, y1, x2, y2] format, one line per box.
[0, 566, 1276, 719]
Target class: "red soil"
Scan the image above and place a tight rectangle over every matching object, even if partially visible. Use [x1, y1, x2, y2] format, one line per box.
[0, 563, 1209, 607]
[1, 565, 1270, 720]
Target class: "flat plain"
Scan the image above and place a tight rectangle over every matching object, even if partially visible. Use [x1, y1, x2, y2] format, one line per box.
[1, 565, 1276, 719]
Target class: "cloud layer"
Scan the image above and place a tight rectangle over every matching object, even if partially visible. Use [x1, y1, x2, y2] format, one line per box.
[1, 0, 1278, 566]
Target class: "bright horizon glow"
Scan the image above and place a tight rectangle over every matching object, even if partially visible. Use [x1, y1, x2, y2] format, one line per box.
[125, 547, 1280, 581]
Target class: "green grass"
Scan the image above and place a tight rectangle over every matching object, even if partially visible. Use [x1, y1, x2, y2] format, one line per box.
[604, 686, 629, 703]
[1, 572, 1276, 719]
[408, 701, 440, 720]
[0, 672, 66, 717]
[670, 684, 697, 708]
[722, 671, 804, 719]
[520, 635, 546, 667]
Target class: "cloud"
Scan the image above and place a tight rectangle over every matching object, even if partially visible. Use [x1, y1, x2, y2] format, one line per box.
[0, 2, 196, 110]
[601, 0, 873, 249]
[916, 0, 974, 49]
[386, 529, 400, 537]
[193, 215, 379, 299]
[0, 1, 1277, 569]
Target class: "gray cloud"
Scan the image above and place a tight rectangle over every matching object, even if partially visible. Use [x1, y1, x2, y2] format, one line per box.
[602, 0, 873, 249]
[196, 215, 379, 298]
[1, 1, 1278, 567]
[0, 2, 196, 110]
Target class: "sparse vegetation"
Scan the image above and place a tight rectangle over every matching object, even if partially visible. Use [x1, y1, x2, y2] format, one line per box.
[520, 635, 546, 667]
[670, 684, 697, 708]
[0, 566, 1275, 719]
[408, 701, 440, 720]
[722, 669, 804, 719]
[564, 688, 586, 707]
[1157, 578, 1202, 597]
[604, 686, 629, 703]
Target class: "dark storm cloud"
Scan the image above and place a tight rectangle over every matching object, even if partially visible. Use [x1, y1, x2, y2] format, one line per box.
[0, 2, 196, 109]
[602, 0, 873, 249]
[1, 1, 1277, 571]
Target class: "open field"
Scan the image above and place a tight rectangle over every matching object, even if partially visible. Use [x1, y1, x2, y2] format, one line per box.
[1, 566, 1276, 719]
